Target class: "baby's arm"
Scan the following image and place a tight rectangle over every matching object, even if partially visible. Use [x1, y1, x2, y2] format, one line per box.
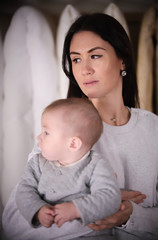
[72, 154, 121, 225]
[55, 153, 121, 227]
[16, 155, 49, 227]
[54, 202, 81, 227]
[35, 204, 55, 228]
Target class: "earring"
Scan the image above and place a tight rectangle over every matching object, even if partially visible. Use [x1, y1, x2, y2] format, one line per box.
[121, 70, 127, 77]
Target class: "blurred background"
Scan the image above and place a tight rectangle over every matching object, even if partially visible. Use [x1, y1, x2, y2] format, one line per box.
[0, 0, 158, 239]
[0, 0, 157, 58]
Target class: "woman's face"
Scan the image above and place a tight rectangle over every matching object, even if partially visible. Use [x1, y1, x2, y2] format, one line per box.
[69, 31, 124, 99]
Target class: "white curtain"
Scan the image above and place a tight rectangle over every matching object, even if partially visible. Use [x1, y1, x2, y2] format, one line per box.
[56, 4, 80, 98]
[104, 3, 130, 37]
[1, 6, 59, 207]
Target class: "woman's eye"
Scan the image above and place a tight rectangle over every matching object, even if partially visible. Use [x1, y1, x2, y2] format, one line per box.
[72, 58, 81, 63]
[91, 54, 102, 59]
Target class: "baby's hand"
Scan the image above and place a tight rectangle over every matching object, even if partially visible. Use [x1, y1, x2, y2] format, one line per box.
[54, 202, 80, 227]
[37, 205, 55, 228]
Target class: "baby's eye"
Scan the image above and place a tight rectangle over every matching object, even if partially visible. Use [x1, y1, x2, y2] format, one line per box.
[91, 54, 102, 59]
[44, 131, 49, 135]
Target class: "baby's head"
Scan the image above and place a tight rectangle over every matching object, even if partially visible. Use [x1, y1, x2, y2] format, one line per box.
[38, 98, 103, 164]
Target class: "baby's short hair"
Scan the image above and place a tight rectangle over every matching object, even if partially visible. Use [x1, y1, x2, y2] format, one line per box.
[44, 98, 103, 148]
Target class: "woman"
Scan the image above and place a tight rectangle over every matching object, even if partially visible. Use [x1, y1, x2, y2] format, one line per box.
[62, 13, 158, 239]
[3, 13, 158, 240]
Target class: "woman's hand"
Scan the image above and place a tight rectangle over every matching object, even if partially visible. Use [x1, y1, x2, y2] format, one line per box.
[88, 190, 146, 230]
[88, 200, 132, 230]
[121, 190, 146, 204]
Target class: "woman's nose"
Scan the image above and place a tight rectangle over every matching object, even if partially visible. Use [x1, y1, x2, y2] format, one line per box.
[82, 61, 94, 75]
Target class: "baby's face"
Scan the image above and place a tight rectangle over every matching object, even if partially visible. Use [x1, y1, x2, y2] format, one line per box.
[37, 110, 68, 162]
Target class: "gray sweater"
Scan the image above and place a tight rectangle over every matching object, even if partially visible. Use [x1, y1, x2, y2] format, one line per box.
[16, 150, 121, 227]
[93, 108, 158, 238]
[3, 107, 158, 240]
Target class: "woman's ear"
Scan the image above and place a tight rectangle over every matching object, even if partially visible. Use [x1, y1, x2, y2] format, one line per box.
[121, 60, 126, 71]
[68, 137, 82, 152]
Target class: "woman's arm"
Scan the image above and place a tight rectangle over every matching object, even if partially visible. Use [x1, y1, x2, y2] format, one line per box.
[88, 199, 132, 230]
[88, 190, 158, 235]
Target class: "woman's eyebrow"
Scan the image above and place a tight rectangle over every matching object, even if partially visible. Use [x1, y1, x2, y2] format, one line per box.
[70, 47, 106, 56]
[88, 47, 106, 53]
[70, 51, 80, 55]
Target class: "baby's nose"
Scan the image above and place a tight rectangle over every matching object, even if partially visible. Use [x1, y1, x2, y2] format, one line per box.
[37, 134, 41, 142]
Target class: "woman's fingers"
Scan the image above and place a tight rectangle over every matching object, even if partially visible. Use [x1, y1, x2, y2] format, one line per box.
[121, 190, 146, 203]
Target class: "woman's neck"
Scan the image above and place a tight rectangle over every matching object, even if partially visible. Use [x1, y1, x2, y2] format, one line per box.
[90, 98, 130, 126]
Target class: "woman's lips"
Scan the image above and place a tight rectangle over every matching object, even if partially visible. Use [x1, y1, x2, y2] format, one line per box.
[83, 80, 99, 86]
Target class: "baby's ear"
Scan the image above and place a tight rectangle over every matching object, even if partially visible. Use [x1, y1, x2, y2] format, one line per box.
[68, 137, 82, 152]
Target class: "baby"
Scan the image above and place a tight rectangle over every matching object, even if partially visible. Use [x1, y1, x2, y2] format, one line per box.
[16, 98, 121, 235]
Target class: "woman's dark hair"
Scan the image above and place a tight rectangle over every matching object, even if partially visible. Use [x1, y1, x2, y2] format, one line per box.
[62, 13, 139, 108]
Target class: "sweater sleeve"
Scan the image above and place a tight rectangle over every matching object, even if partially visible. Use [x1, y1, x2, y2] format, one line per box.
[121, 202, 158, 236]
[73, 154, 121, 225]
[15, 155, 47, 227]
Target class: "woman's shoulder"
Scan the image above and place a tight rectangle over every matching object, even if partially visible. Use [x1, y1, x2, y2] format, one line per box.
[131, 107, 158, 120]
[131, 108, 158, 127]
